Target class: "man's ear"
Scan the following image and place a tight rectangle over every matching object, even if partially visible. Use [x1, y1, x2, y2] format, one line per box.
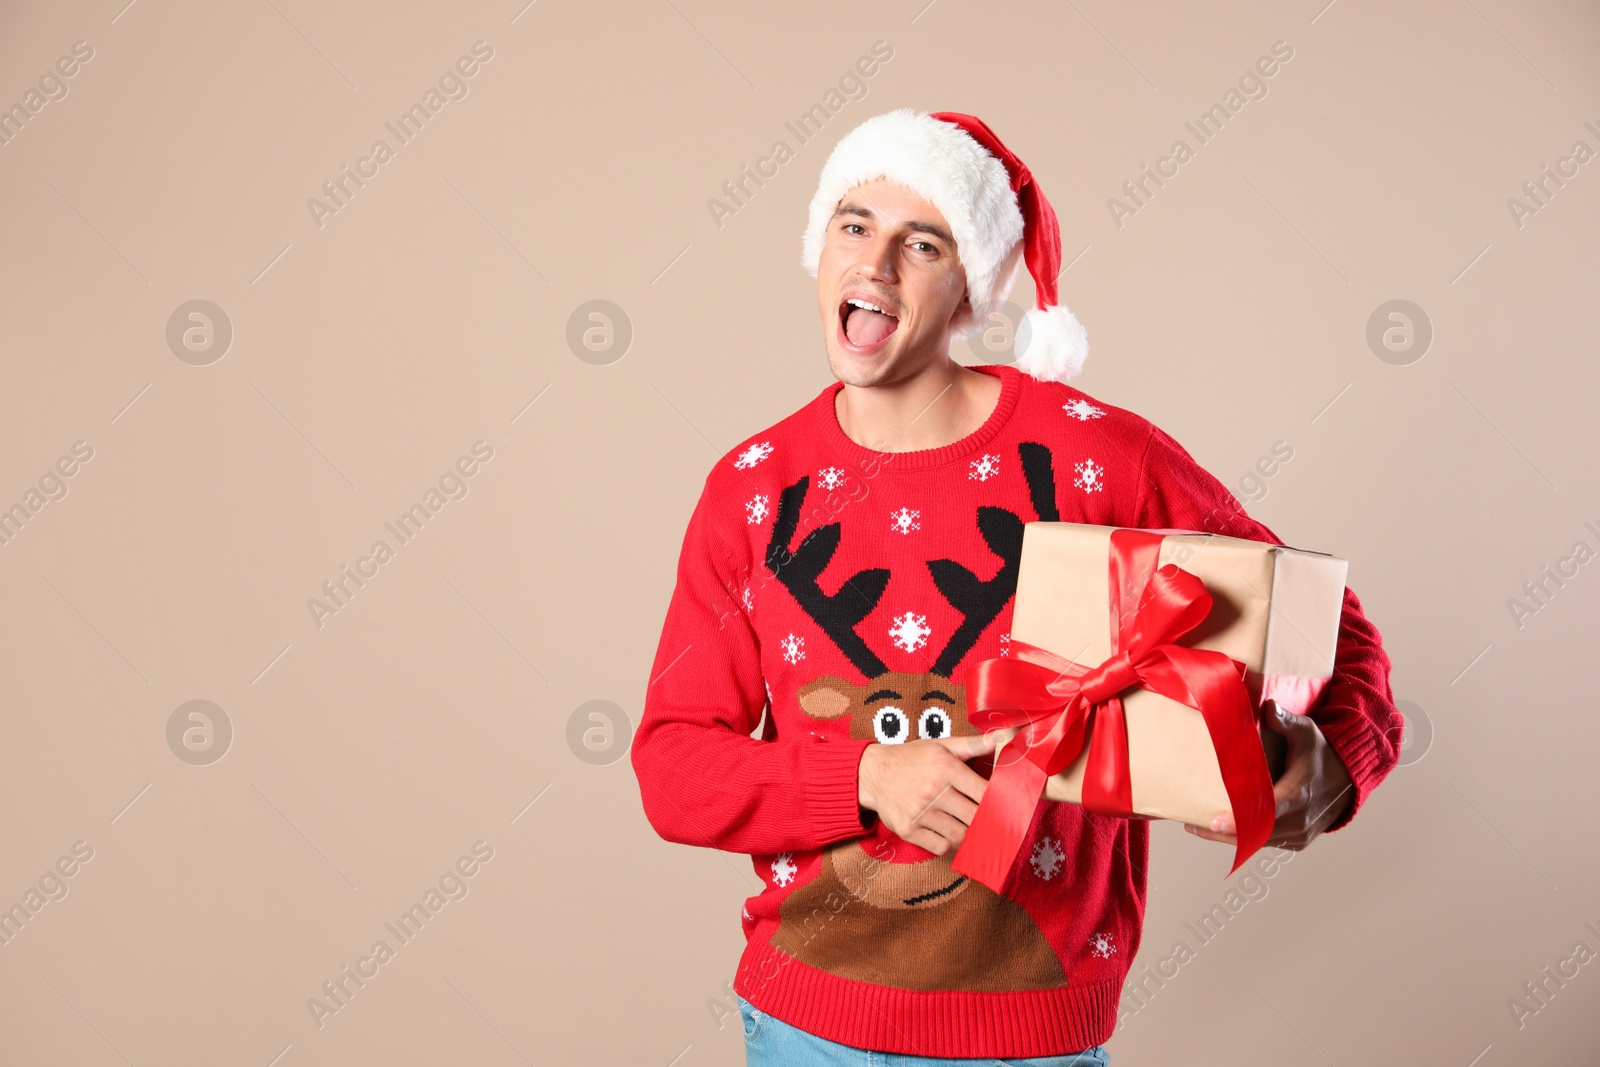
[945, 292, 976, 341]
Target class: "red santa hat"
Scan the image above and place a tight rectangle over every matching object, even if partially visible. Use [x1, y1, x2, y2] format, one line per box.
[801, 107, 1088, 383]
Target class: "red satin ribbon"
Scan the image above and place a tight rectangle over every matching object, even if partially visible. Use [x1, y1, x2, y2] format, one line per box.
[949, 529, 1277, 892]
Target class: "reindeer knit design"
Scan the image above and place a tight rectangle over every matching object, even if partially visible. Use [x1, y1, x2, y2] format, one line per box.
[632, 364, 1401, 1058]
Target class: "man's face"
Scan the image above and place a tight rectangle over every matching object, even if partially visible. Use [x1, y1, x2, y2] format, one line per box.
[817, 179, 971, 386]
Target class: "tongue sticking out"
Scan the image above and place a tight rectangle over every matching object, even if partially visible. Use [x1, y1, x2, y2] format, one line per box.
[845, 306, 897, 348]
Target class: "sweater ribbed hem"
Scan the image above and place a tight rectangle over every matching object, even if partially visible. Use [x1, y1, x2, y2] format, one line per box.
[733, 940, 1120, 1058]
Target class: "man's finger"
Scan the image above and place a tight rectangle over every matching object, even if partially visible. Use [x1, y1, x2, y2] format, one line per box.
[1270, 716, 1316, 811]
[902, 825, 949, 856]
[1273, 763, 1309, 813]
[930, 788, 980, 829]
[939, 732, 998, 760]
[1188, 823, 1308, 850]
[915, 808, 970, 848]
[1185, 823, 1237, 845]
[1265, 702, 1318, 750]
[943, 760, 990, 807]
[908, 780, 979, 829]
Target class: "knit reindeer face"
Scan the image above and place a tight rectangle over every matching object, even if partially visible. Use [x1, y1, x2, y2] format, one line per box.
[796, 671, 976, 747]
[761, 444, 1071, 991]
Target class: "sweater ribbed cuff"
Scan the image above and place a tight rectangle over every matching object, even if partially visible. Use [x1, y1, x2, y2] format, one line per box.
[1313, 707, 1395, 833]
[802, 737, 876, 843]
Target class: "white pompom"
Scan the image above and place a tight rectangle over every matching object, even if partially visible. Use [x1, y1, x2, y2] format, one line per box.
[1014, 304, 1089, 383]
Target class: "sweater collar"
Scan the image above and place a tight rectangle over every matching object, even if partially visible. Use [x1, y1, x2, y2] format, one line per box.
[812, 363, 1023, 471]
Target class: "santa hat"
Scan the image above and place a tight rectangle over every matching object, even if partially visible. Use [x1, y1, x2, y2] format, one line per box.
[801, 107, 1088, 383]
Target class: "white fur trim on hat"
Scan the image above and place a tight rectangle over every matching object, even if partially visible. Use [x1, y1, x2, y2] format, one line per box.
[800, 108, 1023, 341]
[1016, 304, 1089, 383]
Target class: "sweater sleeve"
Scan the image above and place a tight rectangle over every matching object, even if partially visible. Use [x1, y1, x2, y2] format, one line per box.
[631, 470, 876, 856]
[1130, 425, 1401, 832]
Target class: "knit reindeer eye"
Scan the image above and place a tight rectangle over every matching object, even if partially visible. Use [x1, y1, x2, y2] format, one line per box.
[918, 708, 952, 741]
[873, 707, 909, 744]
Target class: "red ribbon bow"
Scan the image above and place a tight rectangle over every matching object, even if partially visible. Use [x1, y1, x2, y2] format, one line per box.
[950, 529, 1276, 892]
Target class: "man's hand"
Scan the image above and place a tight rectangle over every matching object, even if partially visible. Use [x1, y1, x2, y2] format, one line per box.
[857, 733, 998, 856]
[1186, 701, 1354, 851]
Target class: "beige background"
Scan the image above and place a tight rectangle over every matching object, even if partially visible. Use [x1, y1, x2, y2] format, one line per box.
[1, 0, 1596, 1063]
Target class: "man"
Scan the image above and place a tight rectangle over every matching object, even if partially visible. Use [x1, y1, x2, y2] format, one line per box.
[632, 108, 1400, 1064]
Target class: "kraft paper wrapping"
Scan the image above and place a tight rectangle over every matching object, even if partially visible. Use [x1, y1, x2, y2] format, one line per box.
[991, 524, 1348, 827]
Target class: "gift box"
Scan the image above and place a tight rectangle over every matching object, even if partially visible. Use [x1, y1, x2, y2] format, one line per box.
[951, 524, 1347, 892]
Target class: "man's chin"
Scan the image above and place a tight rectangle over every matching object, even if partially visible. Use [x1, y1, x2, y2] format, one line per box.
[828, 348, 894, 387]
[831, 329, 909, 369]
[828, 338, 945, 387]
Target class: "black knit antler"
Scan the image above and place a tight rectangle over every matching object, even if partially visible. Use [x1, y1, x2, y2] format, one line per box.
[765, 475, 891, 679]
[1018, 440, 1061, 523]
[925, 441, 1060, 677]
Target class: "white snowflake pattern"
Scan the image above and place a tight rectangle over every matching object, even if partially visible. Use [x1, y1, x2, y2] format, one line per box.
[1062, 398, 1106, 422]
[999, 632, 1011, 657]
[1088, 931, 1119, 959]
[1073, 459, 1105, 494]
[816, 466, 847, 491]
[781, 633, 805, 664]
[745, 493, 770, 524]
[742, 586, 754, 613]
[771, 852, 798, 887]
[734, 441, 774, 469]
[888, 612, 932, 653]
[1030, 836, 1066, 881]
[969, 453, 1002, 482]
[889, 507, 921, 535]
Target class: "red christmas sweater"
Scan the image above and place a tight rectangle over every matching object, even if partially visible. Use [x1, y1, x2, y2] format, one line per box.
[632, 363, 1400, 1057]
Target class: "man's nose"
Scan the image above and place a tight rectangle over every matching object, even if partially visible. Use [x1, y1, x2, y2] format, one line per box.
[854, 233, 898, 283]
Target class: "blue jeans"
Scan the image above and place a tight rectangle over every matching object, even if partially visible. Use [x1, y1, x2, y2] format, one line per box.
[738, 995, 1110, 1066]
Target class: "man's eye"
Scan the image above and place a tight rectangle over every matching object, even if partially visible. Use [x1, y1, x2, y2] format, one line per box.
[873, 707, 908, 744]
[912, 241, 935, 254]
